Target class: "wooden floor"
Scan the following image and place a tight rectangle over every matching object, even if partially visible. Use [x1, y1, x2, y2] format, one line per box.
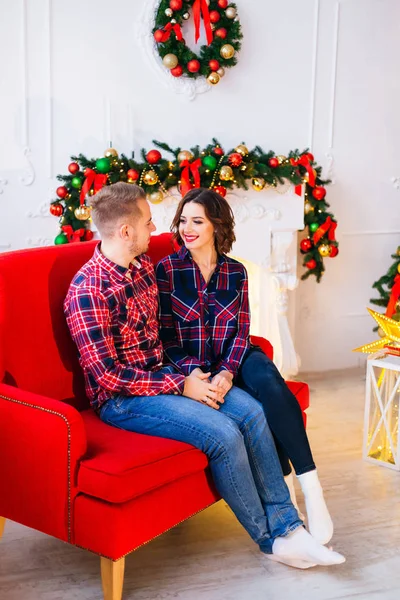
[1, 368, 400, 600]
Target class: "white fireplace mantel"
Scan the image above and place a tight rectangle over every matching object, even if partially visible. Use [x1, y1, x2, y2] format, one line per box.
[153, 184, 304, 378]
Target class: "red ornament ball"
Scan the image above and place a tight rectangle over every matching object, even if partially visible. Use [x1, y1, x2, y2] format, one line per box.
[56, 185, 68, 199]
[169, 0, 182, 10]
[268, 157, 279, 168]
[228, 152, 243, 167]
[209, 10, 221, 23]
[312, 186, 326, 200]
[187, 59, 201, 73]
[330, 246, 339, 258]
[84, 230, 94, 241]
[50, 203, 64, 217]
[171, 65, 183, 77]
[209, 59, 220, 71]
[214, 185, 227, 198]
[146, 149, 162, 164]
[213, 146, 224, 156]
[68, 162, 79, 175]
[127, 168, 139, 181]
[154, 30, 164, 43]
[215, 27, 227, 39]
[300, 238, 313, 253]
[218, 0, 228, 7]
[306, 259, 317, 270]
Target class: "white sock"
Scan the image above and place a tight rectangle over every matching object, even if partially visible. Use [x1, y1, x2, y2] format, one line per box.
[297, 470, 333, 545]
[284, 472, 305, 521]
[271, 526, 345, 567]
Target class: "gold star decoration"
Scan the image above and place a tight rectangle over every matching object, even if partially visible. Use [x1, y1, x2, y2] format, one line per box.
[353, 308, 400, 353]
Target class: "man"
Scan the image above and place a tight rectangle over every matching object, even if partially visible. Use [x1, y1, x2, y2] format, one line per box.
[64, 182, 345, 569]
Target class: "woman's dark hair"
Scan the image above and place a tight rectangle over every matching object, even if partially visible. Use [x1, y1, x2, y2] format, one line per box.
[171, 188, 236, 254]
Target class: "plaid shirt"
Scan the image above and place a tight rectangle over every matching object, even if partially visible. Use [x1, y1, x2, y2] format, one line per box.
[64, 244, 185, 411]
[155, 246, 250, 378]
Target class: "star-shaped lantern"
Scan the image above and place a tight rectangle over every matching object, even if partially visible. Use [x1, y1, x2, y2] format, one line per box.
[353, 308, 400, 353]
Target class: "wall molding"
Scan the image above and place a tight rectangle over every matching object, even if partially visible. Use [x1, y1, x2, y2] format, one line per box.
[341, 230, 400, 237]
[308, 0, 320, 149]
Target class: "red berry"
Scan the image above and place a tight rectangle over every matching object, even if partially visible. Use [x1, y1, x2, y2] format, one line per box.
[171, 65, 183, 77]
[209, 10, 221, 23]
[154, 30, 164, 43]
[169, 0, 182, 10]
[306, 259, 317, 270]
[56, 186, 68, 199]
[268, 157, 279, 168]
[187, 59, 201, 73]
[218, 0, 228, 7]
[209, 59, 220, 71]
[215, 28, 227, 39]
[214, 185, 227, 197]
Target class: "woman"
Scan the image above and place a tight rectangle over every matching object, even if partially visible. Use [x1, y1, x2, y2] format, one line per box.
[156, 188, 333, 545]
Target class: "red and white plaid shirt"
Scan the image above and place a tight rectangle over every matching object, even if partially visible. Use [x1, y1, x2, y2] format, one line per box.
[64, 244, 185, 411]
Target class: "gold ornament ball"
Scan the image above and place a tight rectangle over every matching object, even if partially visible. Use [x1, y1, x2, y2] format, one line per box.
[235, 144, 249, 157]
[220, 165, 234, 181]
[398, 263, 400, 274]
[149, 191, 163, 204]
[177, 150, 194, 163]
[217, 67, 225, 78]
[220, 44, 235, 60]
[144, 170, 158, 185]
[183, 12, 190, 20]
[318, 244, 331, 257]
[165, 8, 173, 17]
[225, 7, 237, 19]
[74, 205, 91, 220]
[304, 201, 314, 214]
[162, 53, 179, 69]
[207, 72, 220, 85]
[276, 155, 287, 165]
[104, 147, 118, 158]
[396, 246, 400, 256]
[252, 177, 265, 192]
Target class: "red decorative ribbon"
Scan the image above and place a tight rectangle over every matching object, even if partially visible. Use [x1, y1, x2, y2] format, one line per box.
[80, 168, 108, 205]
[180, 158, 201, 196]
[159, 22, 183, 42]
[293, 154, 316, 196]
[313, 216, 337, 245]
[193, 0, 213, 46]
[61, 225, 85, 243]
[386, 274, 400, 317]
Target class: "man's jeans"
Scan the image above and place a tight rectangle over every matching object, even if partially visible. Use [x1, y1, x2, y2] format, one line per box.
[99, 385, 302, 553]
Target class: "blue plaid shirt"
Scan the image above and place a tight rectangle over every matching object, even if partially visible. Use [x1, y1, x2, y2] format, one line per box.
[155, 246, 251, 378]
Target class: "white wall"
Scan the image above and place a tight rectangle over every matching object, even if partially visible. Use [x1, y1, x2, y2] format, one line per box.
[1, 0, 399, 372]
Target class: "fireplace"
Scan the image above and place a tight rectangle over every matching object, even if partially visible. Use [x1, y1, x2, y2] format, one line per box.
[152, 184, 305, 377]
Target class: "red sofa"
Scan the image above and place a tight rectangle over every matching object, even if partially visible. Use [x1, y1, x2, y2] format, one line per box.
[0, 233, 309, 599]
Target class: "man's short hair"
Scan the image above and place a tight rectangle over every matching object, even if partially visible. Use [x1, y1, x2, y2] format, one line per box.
[89, 182, 146, 239]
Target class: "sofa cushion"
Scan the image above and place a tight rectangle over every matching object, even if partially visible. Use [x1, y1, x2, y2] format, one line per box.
[286, 381, 309, 412]
[78, 409, 209, 503]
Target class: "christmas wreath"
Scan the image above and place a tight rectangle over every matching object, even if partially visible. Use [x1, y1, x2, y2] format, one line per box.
[50, 139, 338, 282]
[153, 0, 242, 85]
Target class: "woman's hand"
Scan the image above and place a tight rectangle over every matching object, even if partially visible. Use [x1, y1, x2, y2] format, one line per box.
[211, 370, 233, 397]
[183, 371, 224, 410]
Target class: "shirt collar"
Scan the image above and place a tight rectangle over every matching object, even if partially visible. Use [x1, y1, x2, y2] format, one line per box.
[177, 244, 226, 267]
[93, 242, 141, 282]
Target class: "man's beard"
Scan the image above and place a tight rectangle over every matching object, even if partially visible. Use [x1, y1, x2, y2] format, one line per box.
[130, 239, 149, 257]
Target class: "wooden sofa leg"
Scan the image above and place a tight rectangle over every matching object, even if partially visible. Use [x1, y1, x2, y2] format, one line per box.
[0, 517, 5, 539]
[101, 556, 125, 600]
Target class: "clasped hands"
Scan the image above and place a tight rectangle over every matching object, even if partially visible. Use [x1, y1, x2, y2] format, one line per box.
[183, 367, 233, 410]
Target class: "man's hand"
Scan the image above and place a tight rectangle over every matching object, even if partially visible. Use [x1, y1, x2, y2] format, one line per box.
[183, 371, 224, 410]
[211, 370, 233, 397]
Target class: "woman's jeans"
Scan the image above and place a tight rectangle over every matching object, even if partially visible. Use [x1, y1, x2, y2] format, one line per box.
[237, 348, 316, 477]
[99, 384, 302, 554]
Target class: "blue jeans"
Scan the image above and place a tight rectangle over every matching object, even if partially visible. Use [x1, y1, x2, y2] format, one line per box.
[237, 348, 316, 476]
[99, 384, 302, 554]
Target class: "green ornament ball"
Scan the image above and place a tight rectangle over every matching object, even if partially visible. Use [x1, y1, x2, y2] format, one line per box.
[202, 155, 218, 170]
[95, 157, 111, 174]
[71, 176, 83, 189]
[54, 232, 68, 245]
[309, 222, 319, 233]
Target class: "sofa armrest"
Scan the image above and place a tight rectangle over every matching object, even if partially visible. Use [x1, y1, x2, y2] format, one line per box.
[0, 383, 87, 543]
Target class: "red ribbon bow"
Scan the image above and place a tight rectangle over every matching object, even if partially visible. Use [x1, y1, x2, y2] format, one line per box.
[193, 0, 213, 46]
[313, 216, 337, 245]
[80, 168, 108, 205]
[159, 22, 183, 42]
[293, 154, 316, 196]
[61, 225, 85, 243]
[386, 274, 400, 317]
[180, 158, 201, 196]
